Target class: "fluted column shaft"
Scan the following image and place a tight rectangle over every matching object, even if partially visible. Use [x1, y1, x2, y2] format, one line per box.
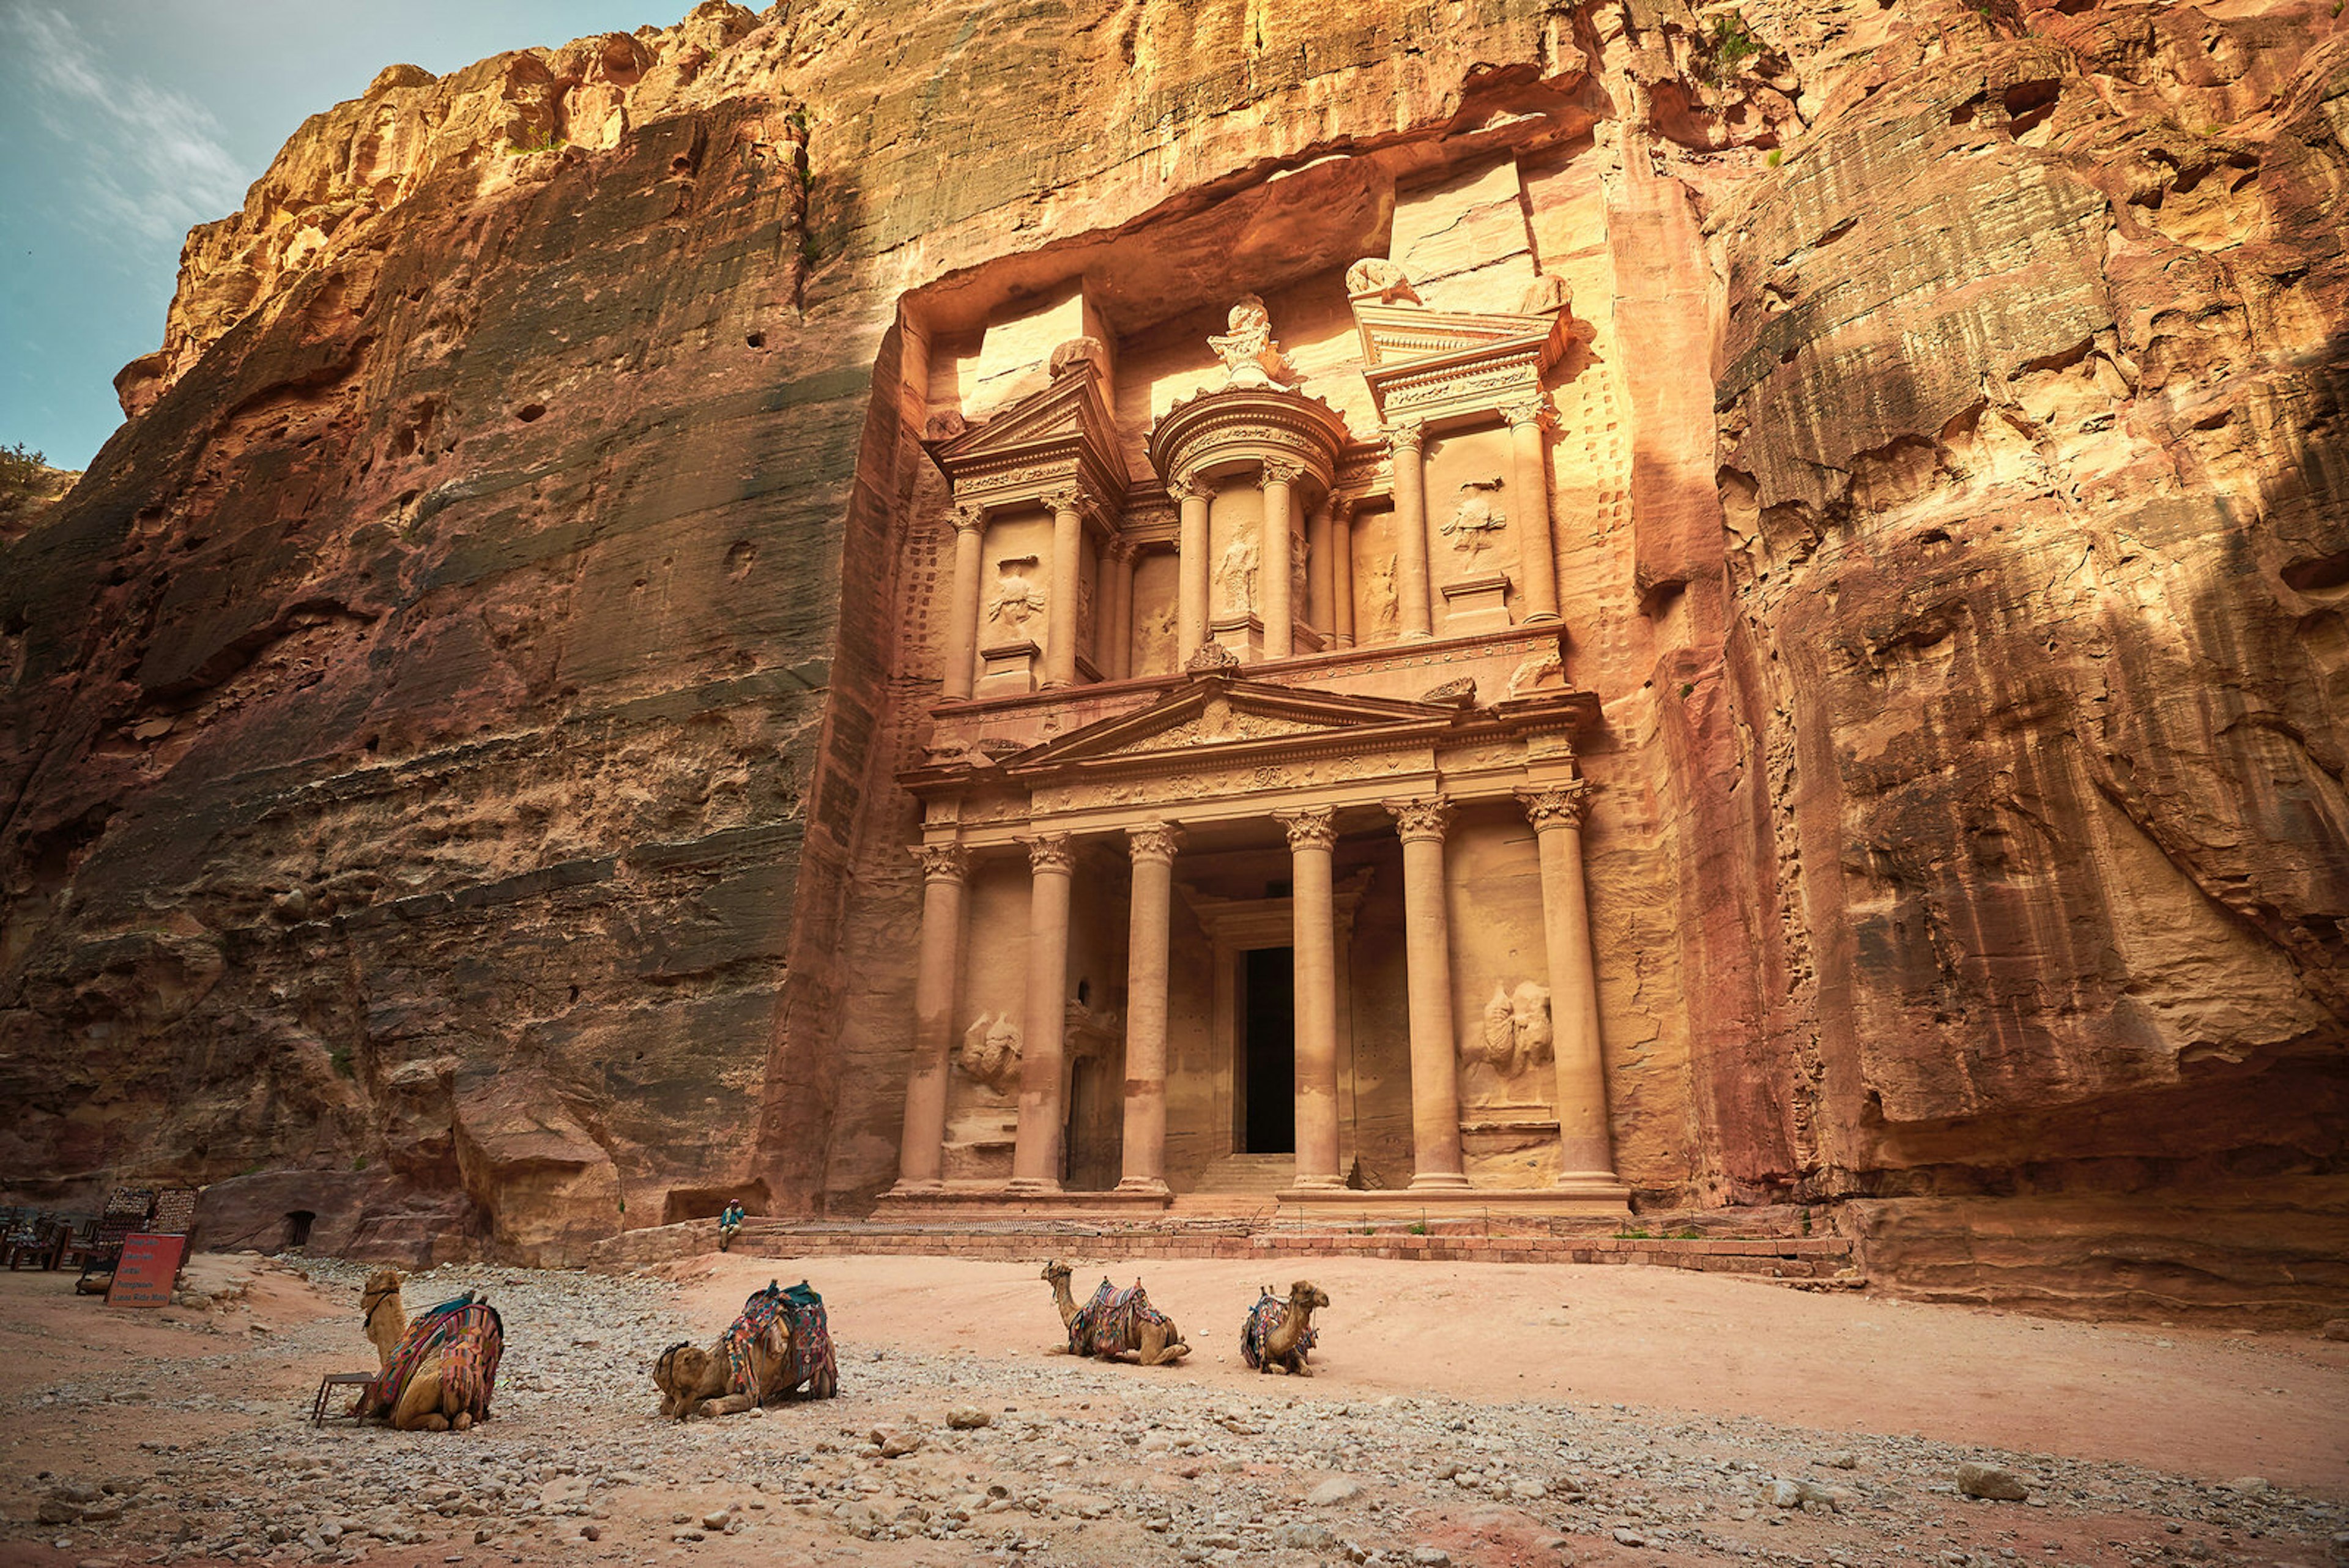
[1389, 423, 1434, 638]
[1330, 499, 1356, 648]
[892, 843, 971, 1190]
[1522, 782, 1617, 1183]
[1389, 797, 1468, 1186]
[941, 507, 985, 701]
[1011, 833, 1075, 1190]
[1176, 478, 1211, 662]
[1261, 463, 1298, 661]
[1280, 808, 1343, 1188]
[1118, 822, 1181, 1194]
[1044, 494, 1085, 688]
[1507, 403, 1560, 624]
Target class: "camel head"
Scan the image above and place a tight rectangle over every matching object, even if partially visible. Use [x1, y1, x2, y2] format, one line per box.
[1042, 1260, 1072, 1288]
[1290, 1280, 1330, 1312]
[653, 1340, 710, 1414]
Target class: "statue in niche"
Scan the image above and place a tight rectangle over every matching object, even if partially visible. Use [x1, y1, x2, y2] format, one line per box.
[1134, 600, 1177, 672]
[1365, 554, 1400, 637]
[1475, 981, 1555, 1079]
[1440, 477, 1507, 559]
[1214, 533, 1260, 616]
[1290, 529, 1309, 611]
[1208, 295, 1288, 389]
[1508, 644, 1567, 696]
[959, 1012, 1023, 1095]
[1346, 258, 1422, 305]
[986, 556, 1046, 637]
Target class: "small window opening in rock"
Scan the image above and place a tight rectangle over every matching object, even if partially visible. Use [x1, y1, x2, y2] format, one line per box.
[284, 1210, 316, 1249]
[746, 332, 766, 349]
[362, 732, 380, 754]
[568, 984, 581, 1003]
[1076, 979, 1091, 1006]
[514, 403, 547, 423]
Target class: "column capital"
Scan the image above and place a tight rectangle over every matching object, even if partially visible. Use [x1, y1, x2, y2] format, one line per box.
[1261, 458, 1306, 488]
[1384, 795, 1453, 842]
[1518, 779, 1593, 831]
[951, 502, 987, 536]
[1127, 820, 1184, 864]
[1384, 420, 1427, 455]
[1167, 472, 1212, 503]
[1021, 831, 1076, 875]
[1107, 535, 1139, 564]
[911, 841, 972, 883]
[1502, 398, 1554, 433]
[1277, 806, 1338, 852]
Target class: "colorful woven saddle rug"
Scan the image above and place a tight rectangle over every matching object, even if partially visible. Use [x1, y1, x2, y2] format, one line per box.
[1239, 1288, 1315, 1369]
[782, 1280, 839, 1399]
[1068, 1278, 1174, 1359]
[717, 1283, 788, 1398]
[369, 1294, 505, 1418]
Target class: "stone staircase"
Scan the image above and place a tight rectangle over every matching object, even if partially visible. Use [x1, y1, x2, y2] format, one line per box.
[1188, 1154, 1296, 1194]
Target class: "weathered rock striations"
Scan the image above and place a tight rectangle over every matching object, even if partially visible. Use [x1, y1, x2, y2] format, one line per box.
[1, 0, 2342, 1301]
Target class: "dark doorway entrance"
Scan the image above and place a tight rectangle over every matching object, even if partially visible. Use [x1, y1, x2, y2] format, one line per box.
[1242, 946, 1295, 1153]
[1064, 1055, 1124, 1191]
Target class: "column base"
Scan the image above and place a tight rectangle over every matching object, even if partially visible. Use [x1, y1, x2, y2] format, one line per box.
[1553, 1170, 1632, 1200]
[1520, 611, 1562, 625]
[1113, 1177, 1171, 1197]
[1005, 1176, 1064, 1195]
[1289, 1172, 1348, 1191]
[1407, 1172, 1474, 1191]
[885, 1178, 944, 1197]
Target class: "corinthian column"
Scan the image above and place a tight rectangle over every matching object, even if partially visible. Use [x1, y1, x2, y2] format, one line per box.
[1043, 492, 1085, 688]
[1387, 422, 1433, 638]
[1118, 821, 1182, 1194]
[1305, 495, 1334, 642]
[1102, 538, 1137, 680]
[1505, 401, 1560, 624]
[1173, 475, 1211, 663]
[1261, 461, 1300, 661]
[1520, 781, 1619, 1186]
[941, 505, 985, 701]
[1330, 496, 1356, 648]
[1278, 807, 1343, 1189]
[1011, 832, 1075, 1191]
[1387, 795, 1468, 1187]
[891, 842, 970, 1191]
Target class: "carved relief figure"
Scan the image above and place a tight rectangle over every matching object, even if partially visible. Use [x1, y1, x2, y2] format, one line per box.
[1475, 982, 1554, 1078]
[1134, 600, 1177, 674]
[1439, 477, 1507, 559]
[1208, 295, 1288, 388]
[986, 557, 1046, 637]
[1365, 554, 1401, 637]
[1291, 529, 1309, 609]
[1214, 533, 1260, 616]
[959, 1013, 1023, 1094]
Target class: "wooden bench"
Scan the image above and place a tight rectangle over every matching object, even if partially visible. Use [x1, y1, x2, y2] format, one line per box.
[310, 1372, 377, 1425]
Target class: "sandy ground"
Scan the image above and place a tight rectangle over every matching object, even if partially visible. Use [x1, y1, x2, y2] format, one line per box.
[0, 1249, 2340, 1568]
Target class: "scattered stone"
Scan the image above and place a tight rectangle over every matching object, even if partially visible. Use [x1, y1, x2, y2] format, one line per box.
[1308, 1479, 1364, 1506]
[1821, 1451, 1858, 1470]
[1411, 1550, 1453, 1567]
[2225, 1477, 2271, 1496]
[2320, 1320, 2349, 1342]
[946, 1406, 993, 1429]
[1957, 1463, 2031, 1502]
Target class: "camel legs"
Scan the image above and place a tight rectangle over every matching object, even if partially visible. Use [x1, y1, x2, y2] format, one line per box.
[391, 1358, 451, 1432]
[696, 1392, 758, 1418]
[1136, 1324, 1190, 1366]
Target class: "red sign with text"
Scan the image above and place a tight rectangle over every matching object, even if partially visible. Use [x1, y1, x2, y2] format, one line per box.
[106, 1233, 187, 1308]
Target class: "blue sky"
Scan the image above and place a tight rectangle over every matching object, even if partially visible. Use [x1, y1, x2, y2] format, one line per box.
[0, 1, 674, 472]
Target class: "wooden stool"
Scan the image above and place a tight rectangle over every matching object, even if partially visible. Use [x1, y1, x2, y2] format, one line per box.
[311, 1372, 376, 1425]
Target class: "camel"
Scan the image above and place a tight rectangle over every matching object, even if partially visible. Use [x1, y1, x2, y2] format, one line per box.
[1042, 1260, 1189, 1365]
[1240, 1280, 1329, 1376]
[653, 1279, 796, 1419]
[355, 1269, 504, 1431]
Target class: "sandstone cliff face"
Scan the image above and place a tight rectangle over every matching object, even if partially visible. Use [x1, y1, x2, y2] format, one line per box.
[1, 0, 2342, 1294]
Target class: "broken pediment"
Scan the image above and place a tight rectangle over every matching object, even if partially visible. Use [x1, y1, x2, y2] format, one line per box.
[1350, 292, 1572, 429]
[925, 354, 1130, 510]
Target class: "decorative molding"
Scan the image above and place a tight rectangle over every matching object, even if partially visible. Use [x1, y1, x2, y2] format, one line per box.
[1518, 779, 1593, 831]
[1277, 806, 1338, 853]
[1184, 642, 1243, 676]
[1127, 820, 1184, 863]
[912, 842, 971, 882]
[1385, 795, 1454, 842]
[1022, 831, 1076, 875]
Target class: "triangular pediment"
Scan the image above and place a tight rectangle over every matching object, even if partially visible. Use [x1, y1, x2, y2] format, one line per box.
[1003, 676, 1459, 775]
[1353, 302, 1567, 370]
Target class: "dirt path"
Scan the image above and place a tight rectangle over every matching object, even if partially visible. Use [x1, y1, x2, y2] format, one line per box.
[0, 1250, 2340, 1568]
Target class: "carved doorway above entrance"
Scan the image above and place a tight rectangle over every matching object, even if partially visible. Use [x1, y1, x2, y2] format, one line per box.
[1241, 946, 1296, 1154]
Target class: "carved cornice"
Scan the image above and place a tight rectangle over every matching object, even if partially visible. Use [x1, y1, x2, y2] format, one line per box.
[1518, 779, 1592, 831]
[1385, 795, 1453, 842]
[912, 842, 973, 882]
[1022, 831, 1076, 875]
[1277, 806, 1338, 853]
[1127, 820, 1184, 864]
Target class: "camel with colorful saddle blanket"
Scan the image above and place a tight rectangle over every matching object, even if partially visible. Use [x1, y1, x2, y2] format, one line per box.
[1041, 1260, 1190, 1365]
[655, 1279, 840, 1418]
[356, 1269, 504, 1431]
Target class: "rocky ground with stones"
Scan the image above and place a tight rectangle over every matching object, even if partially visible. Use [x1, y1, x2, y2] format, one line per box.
[2, 1252, 2343, 1568]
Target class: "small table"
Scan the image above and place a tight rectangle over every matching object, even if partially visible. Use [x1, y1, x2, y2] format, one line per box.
[311, 1372, 377, 1425]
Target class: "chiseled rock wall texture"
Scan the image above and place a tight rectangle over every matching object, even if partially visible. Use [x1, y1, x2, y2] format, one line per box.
[0, 0, 2342, 1280]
